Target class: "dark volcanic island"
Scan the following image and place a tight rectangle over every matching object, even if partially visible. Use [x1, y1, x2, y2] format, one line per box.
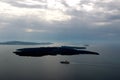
[14, 46, 99, 57]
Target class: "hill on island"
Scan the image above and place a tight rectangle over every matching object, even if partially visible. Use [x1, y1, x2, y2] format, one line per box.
[0, 41, 52, 45]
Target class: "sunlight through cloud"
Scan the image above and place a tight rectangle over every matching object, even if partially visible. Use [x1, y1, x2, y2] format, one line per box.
[25, 28, 47, 33]
[65, 0, 81, 7]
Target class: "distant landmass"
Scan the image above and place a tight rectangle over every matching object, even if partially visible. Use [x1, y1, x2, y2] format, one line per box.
[0, 41, 53, 45]
[14, 46, 99, 57]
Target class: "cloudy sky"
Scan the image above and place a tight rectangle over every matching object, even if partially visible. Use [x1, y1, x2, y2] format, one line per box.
[0, 0, 120, 43]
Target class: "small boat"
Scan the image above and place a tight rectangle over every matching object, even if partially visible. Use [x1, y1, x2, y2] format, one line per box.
[60, 60, 70, 64]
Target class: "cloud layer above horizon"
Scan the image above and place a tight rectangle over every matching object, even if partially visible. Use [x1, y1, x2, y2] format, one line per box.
[0, 0, 120, 42]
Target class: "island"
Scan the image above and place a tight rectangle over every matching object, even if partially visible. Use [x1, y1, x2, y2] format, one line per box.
[0, 41, 52, 45]
[14, 46, 99, 57]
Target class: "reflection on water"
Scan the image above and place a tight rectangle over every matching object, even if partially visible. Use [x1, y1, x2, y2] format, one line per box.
[0, 43, 120, 80]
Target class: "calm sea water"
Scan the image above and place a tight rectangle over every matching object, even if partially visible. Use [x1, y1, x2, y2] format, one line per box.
[0, 43, 120, 80]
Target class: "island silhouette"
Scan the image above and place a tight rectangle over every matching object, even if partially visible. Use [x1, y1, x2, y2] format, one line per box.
[14, 46, 99, 57]
[0, 41, 52, 45]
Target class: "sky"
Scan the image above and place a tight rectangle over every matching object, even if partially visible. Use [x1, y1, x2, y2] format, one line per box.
[0, 0, 120, 43]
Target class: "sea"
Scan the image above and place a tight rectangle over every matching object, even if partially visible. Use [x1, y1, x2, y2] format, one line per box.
[0, 42, 120, 80]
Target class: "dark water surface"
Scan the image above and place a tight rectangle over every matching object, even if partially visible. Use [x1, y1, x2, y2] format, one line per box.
[0, 43, 120, 80]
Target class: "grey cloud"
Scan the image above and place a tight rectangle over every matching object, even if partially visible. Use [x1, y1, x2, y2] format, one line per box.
[65, 0, 120, 23]
[107, 14, 120, 21]
[0, 0, 46, 9]
[0, 0, 120, 42]
[10, 2, 46, 9]
[2, 0, 120, 23]
[1, 15, 120, 42]
[93, 1, 120, 21]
